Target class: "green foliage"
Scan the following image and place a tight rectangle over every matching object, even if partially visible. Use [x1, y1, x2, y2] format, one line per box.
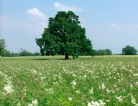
[19, 49, 41, 56]
[0, 56, 138, 105]
[36, 11, 93, 59]
[3, 50, 12, 57]
[0, 39, 13, 57]
[0, 39, 41, 57]
[19, 49, 32, 56]
[94, 49, 112, 55]
[122, 45, 137, 55]
[0, 39, 6, 56]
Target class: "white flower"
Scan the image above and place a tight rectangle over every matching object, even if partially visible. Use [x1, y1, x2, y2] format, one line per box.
[130, 84, 133, 89]
[100, 83, 105, 90]
[28, 104, 33, 106]
[3, 84, 13, 93]
[131, 94, 136, 105]
[106, 100, 109, 102]
[1, 72, 14, 95]
[99, 100, 106, 106]
[45, 88, 54, 94]
[133, 73, 138, 77]
[32, 99, 38, 106]
[68, 97, 72, 101]
[31, 69, 37, 74]
[89, 88, 93, 94]
[3, 82, 14, 95]
[71, 80, 76, 86]
[16, 103, 21, 106]
[27, 99, 38, 106]
[73, 74, 76, 77]
[106, 88, 111, 93]
[92, 101, 99, 106]
[88, 100, 105, 106]
[76, 90, 80, 94]
[83, 74, 87, 79]
[119, 61, 122, 64]
[135, 82, 138, 87]
[116, 96, 123, 102]
[88, 102, 92, 106]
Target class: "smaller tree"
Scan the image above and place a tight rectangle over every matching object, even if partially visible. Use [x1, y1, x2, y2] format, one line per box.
[122, 45, 137, 55]
[0, 39, 6, 56]
[19, 49, 32, 56]
[106, 49, 112, 55]
[3, 50, 12, 57]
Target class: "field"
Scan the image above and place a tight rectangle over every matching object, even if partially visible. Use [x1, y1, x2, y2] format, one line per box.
[0, 55, 138, 106]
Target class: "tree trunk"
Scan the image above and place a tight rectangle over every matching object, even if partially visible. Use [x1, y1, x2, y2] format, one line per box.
[65, 54, 69, 59]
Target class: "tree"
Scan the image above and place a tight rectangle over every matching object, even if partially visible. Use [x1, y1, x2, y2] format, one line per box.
[3, 50, 12, 57]
[105, 49, 112, 55]
[0, 39, 6, 56]
[122, 45, 137, 55]
[19, 49, 32, 56]
[94, 49, 112, 55]
[36, 11, 93, 59]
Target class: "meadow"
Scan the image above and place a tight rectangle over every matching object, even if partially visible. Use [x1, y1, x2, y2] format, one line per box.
[0, 55, 138, 106]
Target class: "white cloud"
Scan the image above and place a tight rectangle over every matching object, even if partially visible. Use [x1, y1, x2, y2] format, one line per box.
[26, 8, 46, 20]
[110, 24, 122, 30]
[25, 8, 48, 28]
[54, 2, 82, 12]
[1, 15, 43, 53]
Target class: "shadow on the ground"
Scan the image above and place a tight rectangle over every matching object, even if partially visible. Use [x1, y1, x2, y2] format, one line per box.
[31, 58, 68, 61]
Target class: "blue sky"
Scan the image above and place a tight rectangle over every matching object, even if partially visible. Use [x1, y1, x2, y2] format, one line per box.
[1, 0, 138, 54]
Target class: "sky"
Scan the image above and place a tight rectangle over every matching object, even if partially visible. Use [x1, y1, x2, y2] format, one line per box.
[0, 0, 138, 54]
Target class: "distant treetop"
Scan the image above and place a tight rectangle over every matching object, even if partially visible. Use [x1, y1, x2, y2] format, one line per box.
[122, 45, 137, 55]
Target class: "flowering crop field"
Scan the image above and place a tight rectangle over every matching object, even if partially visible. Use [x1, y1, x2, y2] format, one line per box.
[0, 55, 138, 106]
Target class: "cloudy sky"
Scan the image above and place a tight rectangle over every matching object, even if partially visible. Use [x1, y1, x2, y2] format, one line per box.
[1, 0, 138, 54]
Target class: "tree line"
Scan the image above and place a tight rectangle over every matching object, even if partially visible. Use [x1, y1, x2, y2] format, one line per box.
[0, 11, 137, 58]
[0, 39, 40, 57]
[94, 49, 112, 55]
[0, 38, 137, 57]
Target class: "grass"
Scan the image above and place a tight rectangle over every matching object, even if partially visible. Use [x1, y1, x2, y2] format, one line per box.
[0, 55, 138, 106]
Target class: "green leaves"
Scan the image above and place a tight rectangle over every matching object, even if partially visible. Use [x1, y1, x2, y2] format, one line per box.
[36, 11, 93, 59]
[122, 45, 137, 55]
[0, 39, 6, 56]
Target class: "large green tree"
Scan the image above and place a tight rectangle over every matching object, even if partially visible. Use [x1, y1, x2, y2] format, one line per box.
[122, 45, 137, 55]
[36, 11, 93, 59]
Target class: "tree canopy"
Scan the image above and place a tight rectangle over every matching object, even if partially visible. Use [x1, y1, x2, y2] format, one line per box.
[122, 45, 137, 55]
[36, 11, 93, 59]
[0, 39, 6, 56]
